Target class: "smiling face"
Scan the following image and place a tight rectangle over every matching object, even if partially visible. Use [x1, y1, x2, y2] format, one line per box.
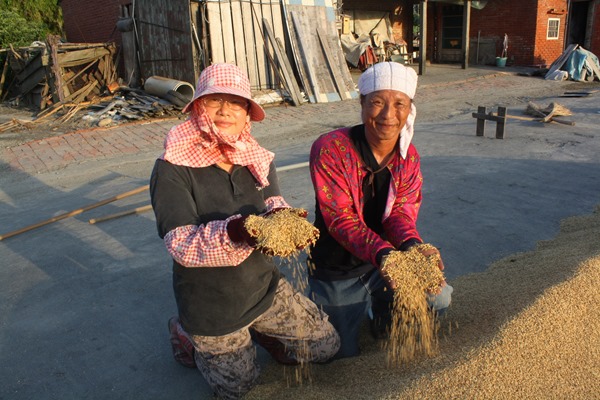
[201, 94, 250, 137]
[360, 90, 412, 146]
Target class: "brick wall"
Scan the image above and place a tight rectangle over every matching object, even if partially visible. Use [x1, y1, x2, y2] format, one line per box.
[421, 0, 569, 67]
[60, 0, 128, 46]
[533, 0, 568, 67]
[469, 0, 569, 67]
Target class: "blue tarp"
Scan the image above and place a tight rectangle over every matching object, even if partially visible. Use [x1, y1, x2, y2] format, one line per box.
[565, 47, 600, 82]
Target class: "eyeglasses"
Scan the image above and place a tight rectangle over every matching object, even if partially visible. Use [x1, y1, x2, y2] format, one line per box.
[203, 97, 249, 111]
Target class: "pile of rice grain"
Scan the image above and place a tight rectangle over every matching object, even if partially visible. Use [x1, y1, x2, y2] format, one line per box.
[380, 244, 446, 365]
[245, 205, 600, 400]
[245, 208, 319, 257]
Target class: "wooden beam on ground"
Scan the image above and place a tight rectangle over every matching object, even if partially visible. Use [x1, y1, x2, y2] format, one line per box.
[472, 106, 506, 138]
[89, 204, 153, 224]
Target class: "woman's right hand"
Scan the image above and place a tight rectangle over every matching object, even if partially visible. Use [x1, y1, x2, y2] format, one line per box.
[226, 215, 257, 247]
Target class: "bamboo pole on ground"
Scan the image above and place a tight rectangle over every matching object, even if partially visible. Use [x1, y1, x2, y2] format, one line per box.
[88, 204, 152, 224]
[0, 185, 149, 241]
[87, 161, 312, 224]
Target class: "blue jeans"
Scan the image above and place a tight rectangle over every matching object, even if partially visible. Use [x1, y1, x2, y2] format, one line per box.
[308, 267, 453, 359]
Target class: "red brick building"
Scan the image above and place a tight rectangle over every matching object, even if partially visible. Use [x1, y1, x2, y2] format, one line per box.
[467, 0, 569, 66]
[341, 0, 599, 67]
[418, 0, 576, 66]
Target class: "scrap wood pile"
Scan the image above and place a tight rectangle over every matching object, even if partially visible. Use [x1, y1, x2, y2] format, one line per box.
[524, 101, 574, 124]
[79, 87, 183, 126]
[485, 102, 576, 127]
[0, 36, 185, 133]
[0, 86, 184, 134]
[0, 36, 118, 111]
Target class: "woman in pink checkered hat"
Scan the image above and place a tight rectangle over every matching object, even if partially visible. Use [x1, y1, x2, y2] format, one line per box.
[149, 63, 339, 399]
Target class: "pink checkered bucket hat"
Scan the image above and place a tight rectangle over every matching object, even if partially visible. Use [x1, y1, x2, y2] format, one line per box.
[182, 63, 265, 122]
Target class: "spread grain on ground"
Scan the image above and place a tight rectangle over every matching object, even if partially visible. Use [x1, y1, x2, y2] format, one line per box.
[245, 205, 600, 400]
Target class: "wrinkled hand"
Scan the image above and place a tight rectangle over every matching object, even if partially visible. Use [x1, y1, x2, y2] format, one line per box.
[379, 255, 397, 290]
[414, 244, 446, 294]
[415, 244, 445, 271]
[226, 215, 257, 247]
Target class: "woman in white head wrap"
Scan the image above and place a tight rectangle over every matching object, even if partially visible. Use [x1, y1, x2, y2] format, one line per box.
[308, 62, 453, 358]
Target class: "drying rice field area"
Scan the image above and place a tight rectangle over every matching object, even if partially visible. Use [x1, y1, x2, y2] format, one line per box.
[247, 205, 600, 399]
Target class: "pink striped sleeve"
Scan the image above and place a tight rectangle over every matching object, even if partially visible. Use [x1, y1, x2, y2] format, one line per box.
[264, 195, 291, 212]
[164, 215, 253, 267]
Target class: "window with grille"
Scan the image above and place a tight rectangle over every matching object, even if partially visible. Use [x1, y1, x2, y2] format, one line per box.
[547, 18, 560, 40]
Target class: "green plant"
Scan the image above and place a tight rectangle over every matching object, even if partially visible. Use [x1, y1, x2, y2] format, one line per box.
[0, 9, 49, 49]
[0, 0, 63, 48]
[1, 0, 63, 33]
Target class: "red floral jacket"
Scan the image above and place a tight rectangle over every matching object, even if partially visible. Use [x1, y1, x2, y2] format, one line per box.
[309, 127, 423, 267]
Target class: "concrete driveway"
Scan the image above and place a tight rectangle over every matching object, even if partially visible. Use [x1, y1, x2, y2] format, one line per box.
[1, 65, 598, 399]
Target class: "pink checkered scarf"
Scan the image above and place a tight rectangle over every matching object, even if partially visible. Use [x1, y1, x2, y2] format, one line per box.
[160, 101, 274, 188]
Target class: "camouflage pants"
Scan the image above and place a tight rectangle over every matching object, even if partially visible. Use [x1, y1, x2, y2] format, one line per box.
[189, 278, 340, 399]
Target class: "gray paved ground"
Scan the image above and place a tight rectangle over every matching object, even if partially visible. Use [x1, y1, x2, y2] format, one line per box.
[0, 64, 598, 399]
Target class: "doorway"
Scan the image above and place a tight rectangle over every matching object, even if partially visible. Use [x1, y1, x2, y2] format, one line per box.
[567, 0, 592, 49]
[439, 4, 463, 63]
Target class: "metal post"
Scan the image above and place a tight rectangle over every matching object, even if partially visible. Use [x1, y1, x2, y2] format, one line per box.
[462, 0, 471, 69]
[419, 0, 428, 75]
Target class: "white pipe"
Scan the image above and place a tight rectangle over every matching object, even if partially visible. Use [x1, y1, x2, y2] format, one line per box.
[144, 76, 195, 100]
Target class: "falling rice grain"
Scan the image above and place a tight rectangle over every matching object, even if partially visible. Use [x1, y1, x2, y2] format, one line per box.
[246, 208, 319, 385]
[381, 243, 446, 366]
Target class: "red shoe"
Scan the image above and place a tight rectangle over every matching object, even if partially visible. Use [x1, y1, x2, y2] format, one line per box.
[250, 329, 299, 366]
[168, 317, 196, 368]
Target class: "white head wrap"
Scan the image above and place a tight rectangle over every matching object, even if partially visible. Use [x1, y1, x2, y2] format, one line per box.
[357, 62, 418, 99]
[358, 62, 418, 159]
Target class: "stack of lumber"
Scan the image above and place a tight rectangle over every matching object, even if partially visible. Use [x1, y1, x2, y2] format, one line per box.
[202, 0, 357, 104]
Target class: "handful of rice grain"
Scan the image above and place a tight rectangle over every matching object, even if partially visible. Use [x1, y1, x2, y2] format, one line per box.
[381, 243, 446, 365]
[245, 208, 319, 258]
